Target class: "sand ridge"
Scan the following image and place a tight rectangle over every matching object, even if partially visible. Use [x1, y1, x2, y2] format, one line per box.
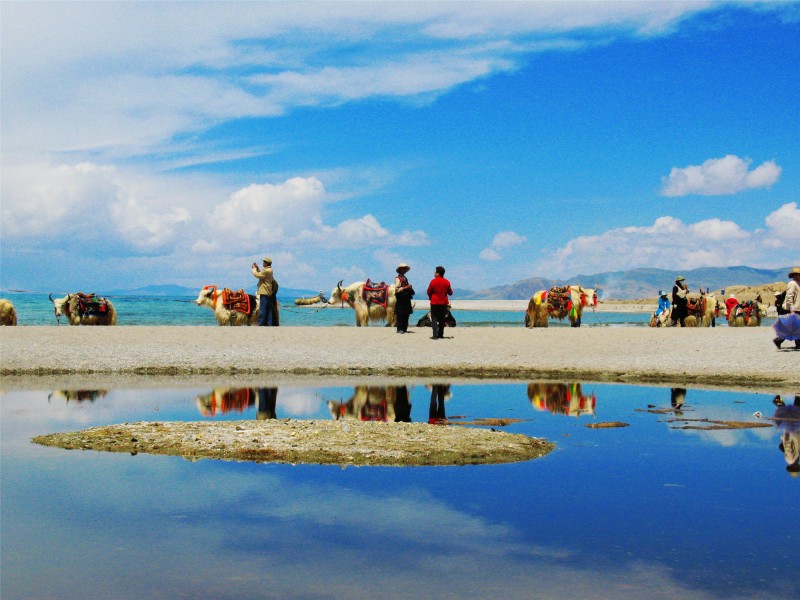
[2, 325, 797, 392]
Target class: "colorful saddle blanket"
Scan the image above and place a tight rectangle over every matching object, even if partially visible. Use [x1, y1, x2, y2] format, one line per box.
[221, 288, 253, 315]
[76, 293, 109, 316]
[362, 279, 388, 307]
[686, 295, 706, 315]
[546, 286, 572, 316]
[732, 300, 758, 322]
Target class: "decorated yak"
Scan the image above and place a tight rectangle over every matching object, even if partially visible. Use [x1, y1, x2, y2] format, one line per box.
[527, 382, 597, 417]
[683, 292, 719, 327]
[328, 279, 396, 327]
[0, 299, 17, 326]
[195, 387, 257, 417]
[327, 385, 411, 422]
[48, 390, 108, 403]
[649, 309, 671, 328]
[727, 296, 764, 327]
[525, 285, 598, 328]
[194, 285, 274, 326]
[49, 293, 117, 325]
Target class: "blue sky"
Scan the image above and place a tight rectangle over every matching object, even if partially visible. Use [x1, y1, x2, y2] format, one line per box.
[1, 1, 798, 294]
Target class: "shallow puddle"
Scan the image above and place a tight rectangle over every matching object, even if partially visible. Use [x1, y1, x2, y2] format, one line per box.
[2, 381, 798, 599]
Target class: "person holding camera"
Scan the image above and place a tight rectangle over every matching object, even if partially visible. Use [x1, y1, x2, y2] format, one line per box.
[252, 257, 277, 326]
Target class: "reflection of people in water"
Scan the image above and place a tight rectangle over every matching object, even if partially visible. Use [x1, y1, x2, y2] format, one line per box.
[670, 387, 686, 413]
[526, 383, 596, 417]
[257, 387, 278, 420]
[328, 386, 410, 422]
[773, 395, 800, 476]
[428, 384, 451, 424]
[394, 386, 412, 423]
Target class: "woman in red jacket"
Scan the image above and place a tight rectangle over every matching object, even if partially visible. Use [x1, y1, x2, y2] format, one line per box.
[427, 266, 453, 339]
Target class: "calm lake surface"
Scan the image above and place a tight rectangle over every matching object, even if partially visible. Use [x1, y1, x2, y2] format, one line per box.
[1, 292, 772, 327]
[2, 381, 798, 599]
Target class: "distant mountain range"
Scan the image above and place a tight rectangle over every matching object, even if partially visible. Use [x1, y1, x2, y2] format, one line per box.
[459, 265, 792, 300]
[103, 266, 791, 301]
[106, 284, 319, 298]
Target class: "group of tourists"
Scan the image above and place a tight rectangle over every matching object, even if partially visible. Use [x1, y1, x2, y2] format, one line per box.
[252, 256, 454, 339]
[393, 263, 453, 339]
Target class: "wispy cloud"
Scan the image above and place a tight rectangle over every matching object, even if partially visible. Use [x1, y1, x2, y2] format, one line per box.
[1, 1, 719, 160]
[660, 155, 781, 196]
[480, 230, 527, 261]
[535, 203, 800, 277]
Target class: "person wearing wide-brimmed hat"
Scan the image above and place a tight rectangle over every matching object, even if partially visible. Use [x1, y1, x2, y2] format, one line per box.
[670, 275, 689, 327]
[393, 263, 414, 333]
[773, 267, 800, 349]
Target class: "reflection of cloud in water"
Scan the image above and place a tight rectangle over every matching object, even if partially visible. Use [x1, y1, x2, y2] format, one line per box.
[141, 469, 751, 599]
[277, 387, 324, 416]
[668, 402, 775, 447]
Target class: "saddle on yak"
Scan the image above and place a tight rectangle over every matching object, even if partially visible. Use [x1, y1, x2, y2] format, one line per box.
[362, 279, 389, 308]
[220, 288, 253, 315]
[546, 286, 573, 318]
[732, 300, 757, 323]
[76, 293, 108, 317]
[686, 295, 706, 316]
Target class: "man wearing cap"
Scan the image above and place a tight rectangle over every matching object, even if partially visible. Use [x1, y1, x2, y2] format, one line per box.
[773, 267, 800, 349]
[670, 276, 689, 327]
[393, 263, 414, 334]
[251, 257, 276, 326]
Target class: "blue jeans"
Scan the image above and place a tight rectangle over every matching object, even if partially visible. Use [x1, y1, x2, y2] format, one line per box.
[259, 294, 274, 326]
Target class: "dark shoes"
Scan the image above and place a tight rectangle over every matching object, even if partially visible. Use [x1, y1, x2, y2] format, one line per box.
[773, 337, 783, 349]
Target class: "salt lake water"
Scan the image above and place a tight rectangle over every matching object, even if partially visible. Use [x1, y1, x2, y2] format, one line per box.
[1, 292, 749, 327]
[2, 380, 798, 599]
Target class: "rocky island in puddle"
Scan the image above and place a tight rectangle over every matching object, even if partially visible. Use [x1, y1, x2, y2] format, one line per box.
[33, 419, 555, 467]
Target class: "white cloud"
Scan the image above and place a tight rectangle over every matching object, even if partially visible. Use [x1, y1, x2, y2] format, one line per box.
[536, 206, 799, 278]
[0, 161, 199, 252]
[661, 155, 781, 196]
[687, 218, 748, 242]
[479, 248, 502, 261]
[1, 1, 726, 159]
[764, 202, 800, 244]
[209, 177, 326, 245]
[480, 230, 527, 261]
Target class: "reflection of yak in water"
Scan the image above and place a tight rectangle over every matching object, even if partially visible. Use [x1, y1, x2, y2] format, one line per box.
[48, 390, 108, 403]
[195, 387, 256, 417]
[773, 396, 800, 476]
[527, 383, 596, 417]
[328, 385, 411, 422]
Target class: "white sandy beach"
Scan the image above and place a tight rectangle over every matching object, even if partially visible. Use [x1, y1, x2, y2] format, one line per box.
[1, 324, 797, 392]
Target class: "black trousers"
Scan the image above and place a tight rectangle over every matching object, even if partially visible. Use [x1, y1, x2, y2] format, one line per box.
[396, 313, 410, 332]
[430, 304, 448, 338]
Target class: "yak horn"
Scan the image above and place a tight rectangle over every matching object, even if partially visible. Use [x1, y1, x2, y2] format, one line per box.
[48, 293, 54, 303]
[337, 279, 343, 289]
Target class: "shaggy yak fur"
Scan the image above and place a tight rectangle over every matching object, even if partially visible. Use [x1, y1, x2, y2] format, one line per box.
[525, 286, 597, 328]
[328, 280, 397, 327]
[682, 293, 719, 327]
[194, 286, 269, 326]
[0, 299, 17, 326]
[49, 294, 117, 326]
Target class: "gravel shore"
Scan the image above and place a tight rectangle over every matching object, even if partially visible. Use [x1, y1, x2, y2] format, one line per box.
[2, 325, 797, 392]
[32, 419, 555, 467]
